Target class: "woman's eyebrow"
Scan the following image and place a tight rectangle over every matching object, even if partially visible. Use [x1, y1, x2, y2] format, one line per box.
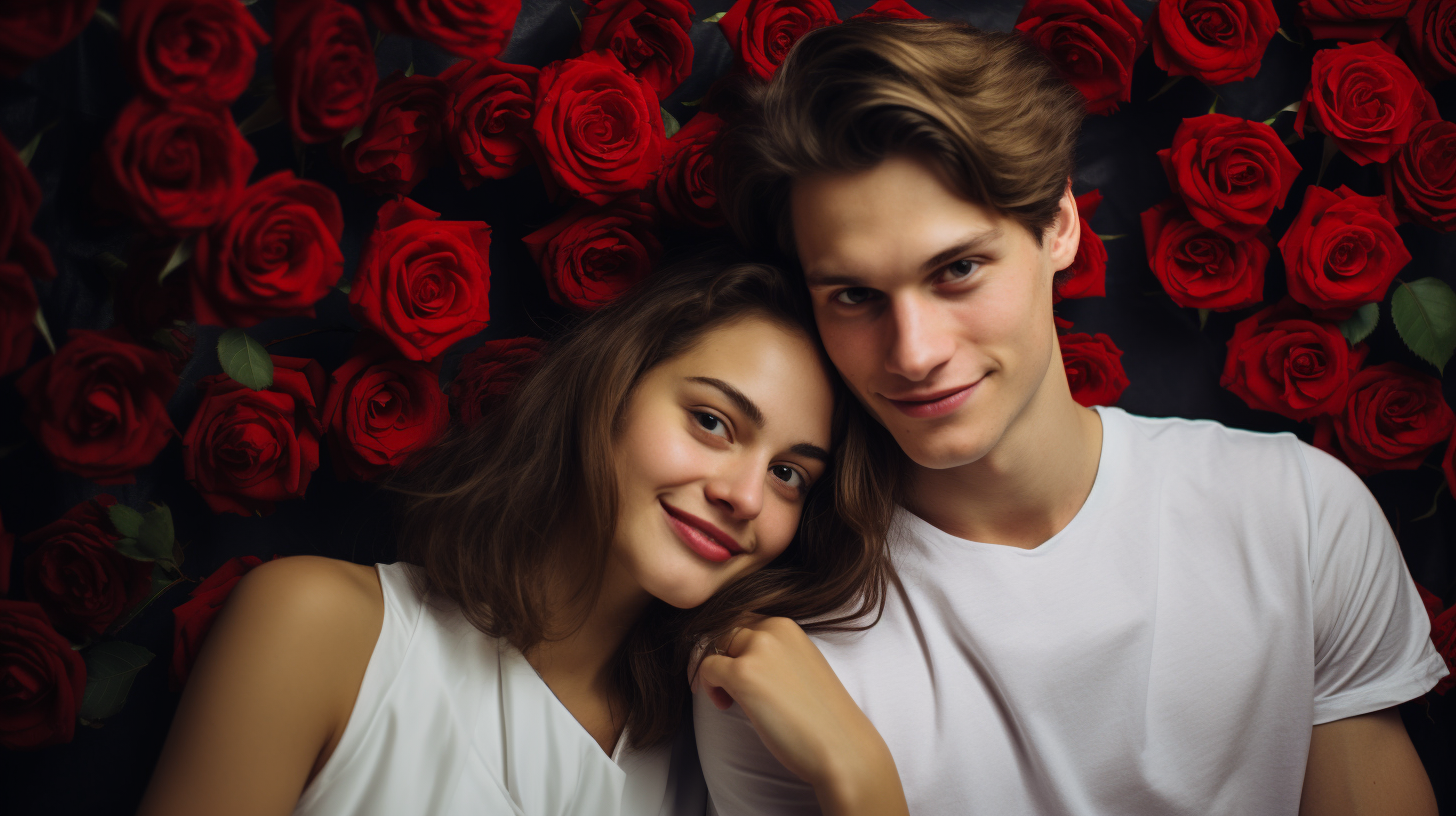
[687, 376, 764, 427]
[790, 442, 830, 463]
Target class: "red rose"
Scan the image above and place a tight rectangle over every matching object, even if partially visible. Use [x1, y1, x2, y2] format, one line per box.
[169, 555, 267, 689]
[524, 197, 661, 311]
[1407, 0, 1456, 82]
[0, 0, 98, 77]
[350, 197, 492, 362]
[21, 495, 153, 641]
[850, 0, 930, 21]
[450, 336, 546, 425]
[654, 111, 725, 230]
[533, 50, 665, 205]
[1382, 119, 1456, 233]
[719, 0, 840, 82]
[1294, 40, 1438, 166]
[1418, 586, 1455, 695]
[1148, 0, 1278, 85]
[1220, 299, 1366, 420]
[1, 131, 55, 280]
[192, 171, 345, 327]
[0, 262, 37, 377]
[1157, 113, 1300, 241]
[341, 72, 448, 197]
[1141, 198, 1267, 310]
[1059, 332, 1129, 407]
[121, 0, 268, 108]
[1313, 362, 1455, 475]
[274, 0, 377, 144]
[101, 98, 257, 233]
[1055, 189, 1107, 302]
[440, 59, 538, 188]
[0, 601, 86, 750]
[16, 329, 179, 483]
[1298, 0, 1412, 41]
[367, 0, 520, 60]
[1278, 185, 1409, 319]
[0, 511, 12, 593]
[578, 0, 694, 101]
[322, 350, 448, 481]
[1015, 0, 1145, 116]
[182, 356, 325, 516]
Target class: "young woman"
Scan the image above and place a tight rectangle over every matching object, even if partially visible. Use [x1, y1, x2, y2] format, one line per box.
[136, 259, 909, 816]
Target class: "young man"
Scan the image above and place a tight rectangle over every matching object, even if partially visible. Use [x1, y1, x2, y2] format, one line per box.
[690, 19, 1448, 816]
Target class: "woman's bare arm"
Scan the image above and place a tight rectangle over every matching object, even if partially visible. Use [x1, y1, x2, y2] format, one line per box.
[136, 556, 384, 816]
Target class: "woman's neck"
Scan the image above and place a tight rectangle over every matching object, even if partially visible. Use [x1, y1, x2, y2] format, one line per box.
[525, 550, 652, 754]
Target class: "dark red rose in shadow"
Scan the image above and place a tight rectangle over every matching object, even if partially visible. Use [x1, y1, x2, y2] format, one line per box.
[1278, 185, 1409, 319]
[170, 554, 271, 689]
[1382, 119, 1456, 233]
[1414, 583, 1455, 695]
[349, 196, 492, 362]
[21, 495, 153, 641]
[0, 262, 37, 377]
[1141, 198, 1267, 311]
[1, 131, 55, 280]
[192, 171, 345, 327]
[368, 0, 520, 59]
[1407, 0, 1456, 82]
[524, 196, 660, 311]
[0, 0, 99, 78]
[0, 601, 87, 749]
[17, 329, 179, 484]
[655, 111, 725, 230]
[182, 356, 325, 516]
[121, 0, 268, 108]
[1298, 0, 1412, 41]
[322, 349, 448, 481]
[450, 336, 546, 426]
[1060, 332, 1129, 407]
[719, 0, 840, 82]
[1220, 299, 1366, 420]
[1016, 0, 1145, 115]
[1313, 362, 1454, 476]
[577, 0, 694, 101]
[341, 71, 448, 197]
[275, 0, 377, 144]
[441, 59, 538, 188]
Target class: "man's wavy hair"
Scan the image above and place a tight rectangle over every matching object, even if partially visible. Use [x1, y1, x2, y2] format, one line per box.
[715, 18, 1086, 258]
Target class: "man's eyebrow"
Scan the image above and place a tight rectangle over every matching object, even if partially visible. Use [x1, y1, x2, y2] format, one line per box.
[803, 227, 1004, 288]
[687, 377, 764, 427]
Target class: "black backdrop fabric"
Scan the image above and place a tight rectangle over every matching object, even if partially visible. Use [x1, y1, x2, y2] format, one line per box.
[2, 0, 1454, 813]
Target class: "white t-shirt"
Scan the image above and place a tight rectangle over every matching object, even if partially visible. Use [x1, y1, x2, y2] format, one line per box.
[693, 406, 1447, 816]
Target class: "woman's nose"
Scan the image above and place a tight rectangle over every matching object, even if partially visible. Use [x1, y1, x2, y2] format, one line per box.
[703, 458, 764, 520]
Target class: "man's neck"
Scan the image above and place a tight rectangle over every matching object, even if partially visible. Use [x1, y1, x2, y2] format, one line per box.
[904, 374, 1104, 550]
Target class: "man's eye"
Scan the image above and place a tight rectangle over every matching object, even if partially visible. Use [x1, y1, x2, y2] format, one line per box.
[833, 287, 875, 305]
[694, 411, 727, 437]
[769, 464, 805, 491]
[943, 259, 979, 281]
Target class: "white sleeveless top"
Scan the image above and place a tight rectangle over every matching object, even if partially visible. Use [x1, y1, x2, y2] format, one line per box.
[291, 562, 707, 816]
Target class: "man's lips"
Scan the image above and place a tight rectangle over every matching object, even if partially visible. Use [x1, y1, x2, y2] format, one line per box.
[661, 501, 745, 563]
[882, 377, 984, 419]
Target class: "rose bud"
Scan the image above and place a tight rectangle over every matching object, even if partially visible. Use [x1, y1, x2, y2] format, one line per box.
[341, 71, 449, 197]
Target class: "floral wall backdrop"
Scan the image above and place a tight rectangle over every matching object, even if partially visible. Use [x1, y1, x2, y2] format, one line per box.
[1, 0, 1454, 812]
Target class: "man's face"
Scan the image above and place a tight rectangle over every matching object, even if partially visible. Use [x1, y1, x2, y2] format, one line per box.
[791, 153, 1079, 470]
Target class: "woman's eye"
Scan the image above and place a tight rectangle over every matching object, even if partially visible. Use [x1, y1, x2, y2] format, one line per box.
[693, 411, 727, 437]
[833, 287, 875, 305]
[769, 464, 805, 491]
[943, 259, 979, 281]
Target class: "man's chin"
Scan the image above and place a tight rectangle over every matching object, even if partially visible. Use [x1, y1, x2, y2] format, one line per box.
[890, 425, 999, 471]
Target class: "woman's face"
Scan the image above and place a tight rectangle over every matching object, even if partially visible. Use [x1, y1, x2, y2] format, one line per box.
[611, 314, 836, 609]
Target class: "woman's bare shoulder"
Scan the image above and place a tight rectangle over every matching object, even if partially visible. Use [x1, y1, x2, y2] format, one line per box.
[234, 555, 384, 621]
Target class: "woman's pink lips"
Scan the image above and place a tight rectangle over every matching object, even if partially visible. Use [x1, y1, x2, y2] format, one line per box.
[662, 501, 744, 564]
[883, 378, 982, 419]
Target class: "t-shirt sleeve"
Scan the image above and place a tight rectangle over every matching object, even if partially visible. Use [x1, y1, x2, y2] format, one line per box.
[1299, 441, 1448, 725]
[692, 685, 823, 816]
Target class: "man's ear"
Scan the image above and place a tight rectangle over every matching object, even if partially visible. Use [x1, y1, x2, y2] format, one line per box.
[1048, 180, 1080, 272]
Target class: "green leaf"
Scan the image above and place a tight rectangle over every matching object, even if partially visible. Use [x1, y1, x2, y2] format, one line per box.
[217, 329, 274, 390]
[237, 95, 283, 136]
[1207, 94, 1220, 115]
[107, 564, 187, 635]
[138, 504, 176, 559]
[92, 7, 119, 29]
[1315, 133, 1339, 187]
[33, 307, 55, 353]
[662, 107, 681, 139]
[404, 62, 415, 78]
[1198, 308, 1211, 330]
[681, 96, 704, 107]
[1261, 100, 1301, 127]
[108, 504, 145, 539]
[95, 251, 128, 273]
[1392, 278, 1456, 372]
[1147, 75, 1184, 103]
[1339, 302, 1379, 346]
[151, 328, 185, 357]
[374, 29, 384, 49]
[340, 124, 364, 149]
[79, 641, 155, 722]
[1277, 27, 1298, 44]
[335, 280, 352, 295]
[17, 120, 57, 167]
[702, 11, 727, 23]
[1095, 233, 1126, 242]
[158, 237, 194, 284]
[570, 5, 582, 29]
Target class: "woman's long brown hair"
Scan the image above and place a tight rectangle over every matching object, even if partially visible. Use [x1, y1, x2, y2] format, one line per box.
[389, 254, 904, 748]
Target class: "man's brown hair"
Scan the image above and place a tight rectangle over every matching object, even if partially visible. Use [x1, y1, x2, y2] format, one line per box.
[716, 18, 1086, 257]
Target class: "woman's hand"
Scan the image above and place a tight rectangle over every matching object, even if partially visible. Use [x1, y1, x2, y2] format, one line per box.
[694, 616, 909, 816]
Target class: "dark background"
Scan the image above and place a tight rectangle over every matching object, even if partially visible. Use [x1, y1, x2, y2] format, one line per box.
[1, 0, 1453, 813]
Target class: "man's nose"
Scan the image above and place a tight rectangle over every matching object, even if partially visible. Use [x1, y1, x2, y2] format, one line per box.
[884, 294, 954, 382]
